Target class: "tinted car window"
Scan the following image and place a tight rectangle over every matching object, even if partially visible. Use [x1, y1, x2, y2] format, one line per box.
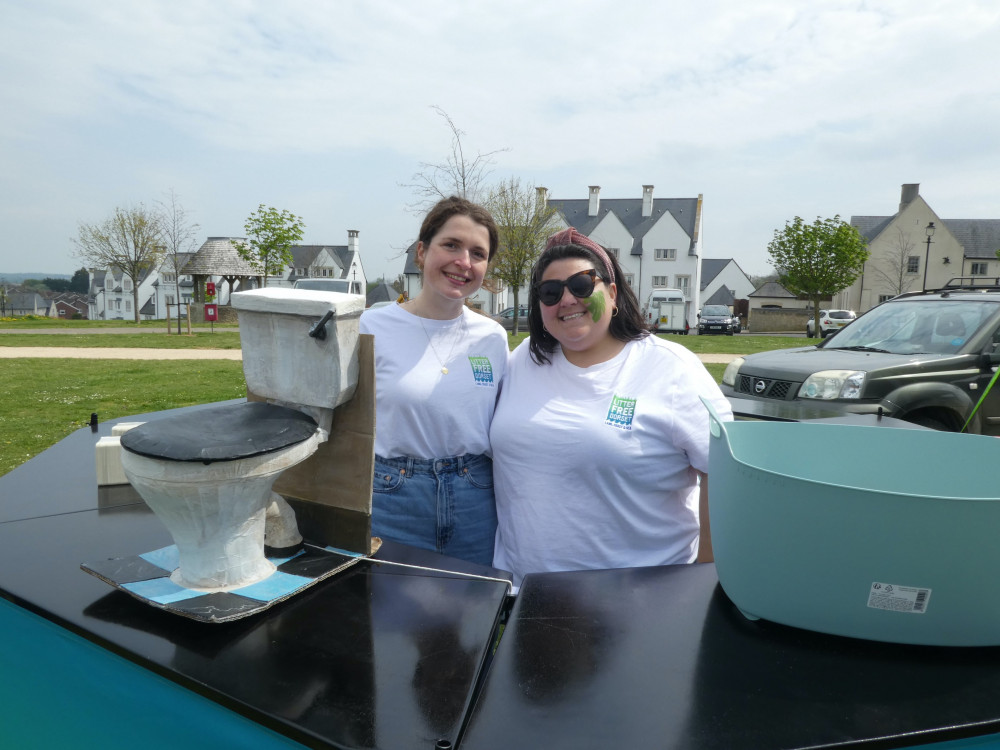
[827, 311, 855, 320]
[702, 306, 729, 316]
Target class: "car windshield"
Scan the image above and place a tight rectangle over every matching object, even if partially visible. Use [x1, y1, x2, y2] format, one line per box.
[702, 306, 729, 316]
[824, 300, 996, 355]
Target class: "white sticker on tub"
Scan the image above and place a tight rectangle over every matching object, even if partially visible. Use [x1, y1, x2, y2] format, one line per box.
[867, 582, 931, 613]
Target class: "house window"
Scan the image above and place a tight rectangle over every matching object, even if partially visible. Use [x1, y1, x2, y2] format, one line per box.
[125, 301, 131, 312]
[605, 247, 620, 258]
[58, 309, 66, 316]
[655, 248, 676, 261]
[624, 273, 635, 289]
[652, 275, 669, 288]
[972, 262, 989, 275]
[878, 294, 893, 304]
[676, 276, 691, 296]
[123, 278, 132, 291]
[296, 268, 305, 276]
[907, 256, 920, 274]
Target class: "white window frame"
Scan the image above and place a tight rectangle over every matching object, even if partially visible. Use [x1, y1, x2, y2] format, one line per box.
[654, 248, 676, 261]
[651, 275, 669, 288]
[676, 275, 691, 296]
[972, 262, 989, 276]
[624, 273, 635, 289]
[907, 256, 920, 274]
[605, 247, 620, 259]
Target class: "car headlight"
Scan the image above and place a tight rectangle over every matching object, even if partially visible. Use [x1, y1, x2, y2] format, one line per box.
[799, 370, 865, 400]
[721, 357, 744, 386]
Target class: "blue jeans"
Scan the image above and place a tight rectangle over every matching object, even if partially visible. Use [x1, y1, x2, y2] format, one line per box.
[372, 453, 498, 566]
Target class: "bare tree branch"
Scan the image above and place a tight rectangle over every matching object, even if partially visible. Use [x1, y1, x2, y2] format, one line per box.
[400, 105, 509, 213]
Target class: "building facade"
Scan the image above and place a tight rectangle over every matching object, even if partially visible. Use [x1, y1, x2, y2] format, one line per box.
[841, 184, 1000, 313]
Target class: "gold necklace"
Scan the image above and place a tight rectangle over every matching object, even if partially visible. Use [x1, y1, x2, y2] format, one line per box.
[417, 311, 467, 374]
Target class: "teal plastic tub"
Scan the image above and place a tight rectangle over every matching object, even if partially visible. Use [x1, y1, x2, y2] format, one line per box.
[704, 399, 1000, 646]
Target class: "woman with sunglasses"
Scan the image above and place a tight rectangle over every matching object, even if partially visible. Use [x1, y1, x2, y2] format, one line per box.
[360, 196, 508, 565]
[490, 227, 733, 587]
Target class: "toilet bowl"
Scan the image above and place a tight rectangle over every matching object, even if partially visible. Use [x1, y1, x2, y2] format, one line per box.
[120, 288, 363, 591]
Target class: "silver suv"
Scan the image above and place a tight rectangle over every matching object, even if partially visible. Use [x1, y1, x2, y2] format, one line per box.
[721, 280, 1000, 433]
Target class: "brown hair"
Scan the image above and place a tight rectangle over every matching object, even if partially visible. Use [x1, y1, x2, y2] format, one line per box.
[418, 196, 499, 261]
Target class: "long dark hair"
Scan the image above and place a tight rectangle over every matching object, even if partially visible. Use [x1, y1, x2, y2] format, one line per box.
[527, 242, 648, 365]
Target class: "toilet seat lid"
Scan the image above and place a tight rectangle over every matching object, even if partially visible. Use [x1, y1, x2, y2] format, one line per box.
[120, 401, 318, 463]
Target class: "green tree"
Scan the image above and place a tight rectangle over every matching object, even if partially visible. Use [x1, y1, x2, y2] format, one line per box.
[69, 267, 90, 293]
[767, 215, 869, 336]
[232, 205, 305, 286]
[486, 177, 558, 334]
[42, 277, 70, 292]
[73, 204, 164, 323]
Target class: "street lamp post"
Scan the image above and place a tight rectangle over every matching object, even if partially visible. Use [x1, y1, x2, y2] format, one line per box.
[922, 222, 936, 290]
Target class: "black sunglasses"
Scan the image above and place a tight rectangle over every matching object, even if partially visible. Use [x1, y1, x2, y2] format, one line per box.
[536, 269, 601, 306]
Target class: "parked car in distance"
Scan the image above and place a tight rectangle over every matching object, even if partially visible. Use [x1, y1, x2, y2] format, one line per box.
[698, 305, 739, 335]
[495, 306, 530, 332]
[720, 280, 1000, 433]
[806, 309, 857, 338]
[293, 278, 357, 294]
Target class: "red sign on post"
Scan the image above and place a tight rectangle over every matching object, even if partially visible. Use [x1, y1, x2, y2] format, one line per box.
[204, 304, 218, 321]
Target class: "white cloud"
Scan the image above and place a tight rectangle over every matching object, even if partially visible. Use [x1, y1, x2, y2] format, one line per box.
[1, 0, 999, 279]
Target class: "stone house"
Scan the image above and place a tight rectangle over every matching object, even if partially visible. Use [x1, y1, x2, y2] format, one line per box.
[839, 184, 1000, 313]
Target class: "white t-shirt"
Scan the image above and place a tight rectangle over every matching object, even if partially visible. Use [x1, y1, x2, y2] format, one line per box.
[491, 334, 734, 586]
[360, 303, 508, 459]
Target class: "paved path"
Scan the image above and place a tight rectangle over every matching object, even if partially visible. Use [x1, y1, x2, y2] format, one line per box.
[0, 347, 243, 360]
[0, 347, 738, 364]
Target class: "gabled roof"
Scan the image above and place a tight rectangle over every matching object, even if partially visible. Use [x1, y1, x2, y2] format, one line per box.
[850, 216, 895, 243]
[285, 245, 351, 280]
[851, 215, 1000, 259]
[749, 281, 796, 298]
[703, 285, 735, 306]
[944, 219, 1000, 259]
[182, 237, 259, 276]
[548, 197, 700, 256]
[404, 242, 420, 275]
[700, 259, 730, 290]
[367, 281, 397, 305]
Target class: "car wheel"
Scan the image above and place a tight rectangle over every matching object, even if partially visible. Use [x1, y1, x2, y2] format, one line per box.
[805, 328, 814, 338]
[907, 415, 949, 431]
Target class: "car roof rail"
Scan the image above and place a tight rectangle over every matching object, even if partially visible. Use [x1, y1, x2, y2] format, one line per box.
[890, 278, 1000, 300]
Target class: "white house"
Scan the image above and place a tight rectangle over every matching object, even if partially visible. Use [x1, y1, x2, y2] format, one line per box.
[841, 184, 1000, 313]
[88, 230, 369, 320]
[700, 258, 754, 315]
[540, 185, 705, 328]
[401, 185, 706, 325]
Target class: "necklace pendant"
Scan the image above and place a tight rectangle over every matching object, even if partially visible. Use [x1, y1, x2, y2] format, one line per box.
[441, 366, 449, 374]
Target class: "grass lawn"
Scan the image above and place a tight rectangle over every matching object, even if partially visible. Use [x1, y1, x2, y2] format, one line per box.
[1, 359, 246, 477]
[1, 324, 808, 477]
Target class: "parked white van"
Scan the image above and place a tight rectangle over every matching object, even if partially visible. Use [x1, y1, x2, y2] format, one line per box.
[644, 289, 688, 334]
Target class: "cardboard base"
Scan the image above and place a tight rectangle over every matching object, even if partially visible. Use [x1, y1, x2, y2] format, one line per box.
[81, 538, 382, 623]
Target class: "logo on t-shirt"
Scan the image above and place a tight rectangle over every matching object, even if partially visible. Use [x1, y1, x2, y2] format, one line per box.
[605, 394, 637, 430]
[468, 356, 495, 387]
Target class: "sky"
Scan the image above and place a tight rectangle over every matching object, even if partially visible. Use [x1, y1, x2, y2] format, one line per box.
[2, 0, 999, 283]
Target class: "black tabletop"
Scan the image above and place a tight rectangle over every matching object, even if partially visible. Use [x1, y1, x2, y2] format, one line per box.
[461, 563, 1000, 750]
[0, 406, 511, 750]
